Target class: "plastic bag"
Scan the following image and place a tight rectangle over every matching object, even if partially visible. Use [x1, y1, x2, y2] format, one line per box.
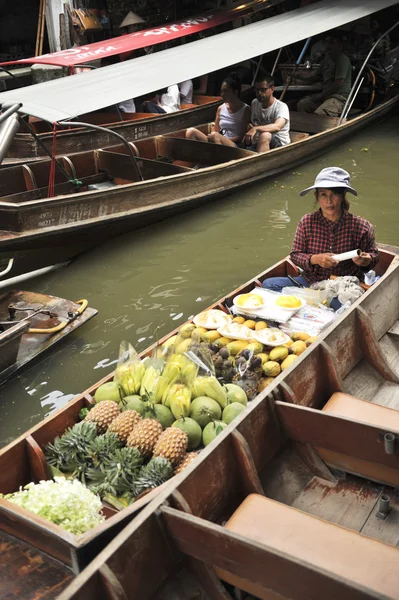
[114, 341, 145, 396]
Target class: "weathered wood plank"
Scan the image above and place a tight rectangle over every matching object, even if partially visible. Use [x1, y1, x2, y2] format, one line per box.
[361, 487, 399, 546]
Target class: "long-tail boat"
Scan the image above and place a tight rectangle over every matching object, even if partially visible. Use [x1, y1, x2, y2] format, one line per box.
[0, 246, 398, 599]
[0, 0, 397, 277]
[0, 289, 96, 384]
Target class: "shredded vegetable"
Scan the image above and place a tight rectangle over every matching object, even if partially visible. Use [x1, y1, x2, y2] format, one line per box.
[1, 477, 104, 535]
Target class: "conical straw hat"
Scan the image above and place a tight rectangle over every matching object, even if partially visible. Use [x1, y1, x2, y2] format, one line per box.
[119, 11, 146, 28]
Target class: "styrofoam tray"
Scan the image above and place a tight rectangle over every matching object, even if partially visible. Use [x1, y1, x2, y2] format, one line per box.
[233, 288, 305, 324]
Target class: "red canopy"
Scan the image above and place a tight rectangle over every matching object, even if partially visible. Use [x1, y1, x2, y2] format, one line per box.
[1, 0, 277, 69]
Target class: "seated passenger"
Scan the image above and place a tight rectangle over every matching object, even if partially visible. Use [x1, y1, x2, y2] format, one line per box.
[142, 92, 167, 114]
[179, 80, 193, 104]
[244, 71, 290, 152]
[186, 73, 251, 148]
[160, 85, 181, 113]
[297, 33, 352, 117]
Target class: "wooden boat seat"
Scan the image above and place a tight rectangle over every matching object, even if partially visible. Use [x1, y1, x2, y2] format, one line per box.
[289, 111, 338, 134]
[215, 493, 399, 600]
[156, 137, 254, 166]
[317, 392, 399, 487]
[290, 131, 310, 143]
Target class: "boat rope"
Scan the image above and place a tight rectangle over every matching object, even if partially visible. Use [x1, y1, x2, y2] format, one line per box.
[48, 123, 57, 197]
[28, 299, 89, 334]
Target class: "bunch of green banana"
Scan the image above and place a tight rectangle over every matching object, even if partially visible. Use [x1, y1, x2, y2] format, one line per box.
[140, 365, 161, 397]
[168, 385, 191, 419]
[191, 376, 227, 409]
[114, 361, 145, 396]
[152, 375, 170, 404]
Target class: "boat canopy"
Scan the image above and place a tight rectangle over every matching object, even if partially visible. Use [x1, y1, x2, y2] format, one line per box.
[0, 0, 277, 69]
[0, 0, 397, 123]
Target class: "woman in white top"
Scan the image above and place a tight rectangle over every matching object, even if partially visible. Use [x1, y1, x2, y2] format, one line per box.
[186, 74, 251, 147]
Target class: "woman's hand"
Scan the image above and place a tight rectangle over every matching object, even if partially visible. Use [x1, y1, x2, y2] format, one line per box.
[244, 127, 257, 146]
[310, 253, 338, 268]
[352, 252, 372, 267]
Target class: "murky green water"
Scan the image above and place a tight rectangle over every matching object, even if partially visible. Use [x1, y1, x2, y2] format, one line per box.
[1, 115, 398, 446]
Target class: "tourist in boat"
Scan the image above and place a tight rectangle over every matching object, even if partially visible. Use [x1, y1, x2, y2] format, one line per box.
[243, 71, 290, 152]
[142, 91, 167, 114]
[262, 167, 379, 307]
[160, 85, 181, 113]
[179, 80, 194, 104]
[297, 32, 352, 117]
[185, 73, 251, 147]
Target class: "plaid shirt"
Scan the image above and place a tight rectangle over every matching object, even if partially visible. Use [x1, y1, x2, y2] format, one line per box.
[290, 209, 379, 284]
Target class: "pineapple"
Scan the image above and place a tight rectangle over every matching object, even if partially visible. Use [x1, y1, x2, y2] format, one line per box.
[133, 457, 174, 498]
[152, 427, 188, 466]
[87, 446, 143, 498]
[126, 418, 163, 458]
[108, 410, 142, 443]
[45, 421, 97, 478]
[174, 452, 199, 475]
[85, 401, 120, 434]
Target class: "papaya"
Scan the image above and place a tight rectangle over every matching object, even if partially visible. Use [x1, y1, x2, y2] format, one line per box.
[290, 341, 307, 356]
[269, 346, 289, 362]
[226, 340, 249, 356]
[291, 331, 310, 342]
[262, 361, 281, 377]
[281, 354, 298, 371]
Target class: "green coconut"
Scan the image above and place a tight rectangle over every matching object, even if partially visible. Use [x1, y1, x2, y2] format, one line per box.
[190, 396, 222, 428]
[94, 382, 124, 404]
[202, 420, 227, 447]
[172, 418, 202, 450]
[222, 402, 246, 425]
[224, 383, 248, 406]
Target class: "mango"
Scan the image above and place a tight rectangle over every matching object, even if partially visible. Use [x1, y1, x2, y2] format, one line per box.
[290, 341, 307, 356]
[257, 377, 275, 393]
[262, 361, 281, 377]
[162, 334, 178, 349]
[179, 323, 196, 338]
[175, 338, 192, 354]
[191, 326, 208, 341]
[291, 331, 310, 342]
[244, 341, 263, 355]
[283, 339, 293, 348]
[255, 321, 268, 330]
[281, 355, 298, 371]
[226, 340, 249, 356]
[269, 346, 289, 362]
[243, 320, 256, 330]
[212, 336, 231, 349]
[305, 336, 318, 347]
[201, 330, 221, 344]
[257, 353, 270, 365]
[232, 316, 245, 324]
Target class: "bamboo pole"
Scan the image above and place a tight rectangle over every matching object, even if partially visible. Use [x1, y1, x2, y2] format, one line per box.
[38, 0, 47, 56]
[35, 0, 44, 56]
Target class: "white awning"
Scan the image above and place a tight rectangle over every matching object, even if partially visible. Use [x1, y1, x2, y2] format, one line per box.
[0, 0, 397, 123]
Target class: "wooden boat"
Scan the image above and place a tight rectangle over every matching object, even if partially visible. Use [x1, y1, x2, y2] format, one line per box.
[4, 95, 222, 161]
[57, 246, 399, 600]
[0, 247, 397, 599]
[1, 95, 398, 278]
[0, 289, 97, 384]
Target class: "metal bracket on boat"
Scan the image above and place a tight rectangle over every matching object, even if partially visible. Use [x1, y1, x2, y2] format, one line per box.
[7, 305, 58, 321]
[380, 431, 398, 455]
[58, 120, 144, 182]
[376, 494, 391, 520]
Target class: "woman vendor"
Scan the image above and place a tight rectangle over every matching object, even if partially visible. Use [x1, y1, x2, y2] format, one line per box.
[263, 167, 379, 304]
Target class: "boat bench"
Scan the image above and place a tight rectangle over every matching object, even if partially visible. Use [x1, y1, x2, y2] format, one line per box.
[317, 392, 399, 487]
[215, 493, 399, 600]
[290, 131, 310, 143]
[289, 111, 338, 133]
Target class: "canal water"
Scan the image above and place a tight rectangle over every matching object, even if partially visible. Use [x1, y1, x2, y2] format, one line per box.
[1, 114, 398, 447]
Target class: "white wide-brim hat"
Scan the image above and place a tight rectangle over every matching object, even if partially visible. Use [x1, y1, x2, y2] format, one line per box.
[299, 167, 358, 196]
